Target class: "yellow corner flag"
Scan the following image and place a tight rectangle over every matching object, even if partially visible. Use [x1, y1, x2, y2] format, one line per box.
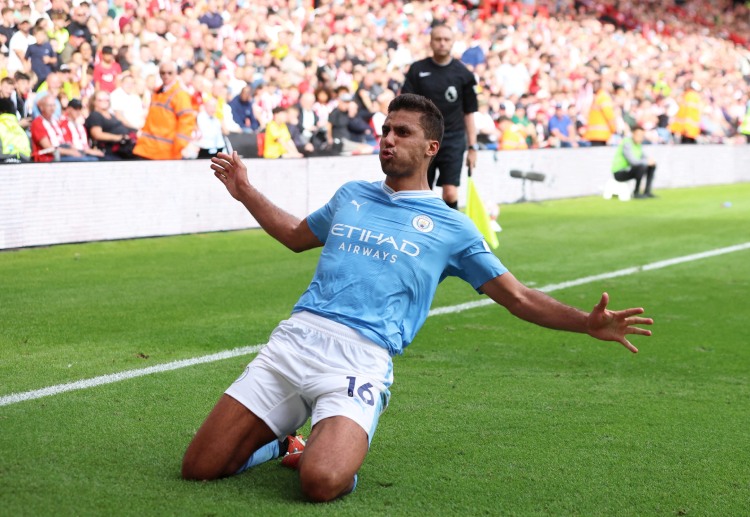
[466, 176, 500, 249]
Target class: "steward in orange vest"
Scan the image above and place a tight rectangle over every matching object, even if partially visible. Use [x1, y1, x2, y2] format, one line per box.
[133, 64, 197, 160]
[584, 82, 617, 146]
[669, 82, 702, 144]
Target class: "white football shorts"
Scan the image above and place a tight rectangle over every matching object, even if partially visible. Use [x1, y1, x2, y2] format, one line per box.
[225, 311, 393, 444]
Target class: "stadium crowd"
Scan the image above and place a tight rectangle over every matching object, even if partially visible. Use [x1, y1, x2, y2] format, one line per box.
[1, 0, 749, 163]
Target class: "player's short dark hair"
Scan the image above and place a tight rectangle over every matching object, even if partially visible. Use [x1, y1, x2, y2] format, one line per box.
[388, 93, 444, 144]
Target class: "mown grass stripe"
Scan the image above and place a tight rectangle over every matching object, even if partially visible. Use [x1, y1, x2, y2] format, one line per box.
[2, 241, 748, 408]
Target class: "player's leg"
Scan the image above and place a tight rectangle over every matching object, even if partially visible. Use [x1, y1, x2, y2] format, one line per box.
[181, 394, 279, 480]
[298, 415, 369, 502]
[434, 133, 465, 208]
[182, 336, 311, 480]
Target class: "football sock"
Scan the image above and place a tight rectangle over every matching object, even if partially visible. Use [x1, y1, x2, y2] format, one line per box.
[446, 200, 458, 210]
[235, 439, 281, 474]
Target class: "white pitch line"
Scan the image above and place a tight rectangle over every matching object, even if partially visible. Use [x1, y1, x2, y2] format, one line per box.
[0, 345, 264, 407]
[2, 242, 749, 408]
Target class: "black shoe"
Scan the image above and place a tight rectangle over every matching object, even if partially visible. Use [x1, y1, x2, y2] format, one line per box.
[644, 192, 657, 198]
[633, 193, 647, 199]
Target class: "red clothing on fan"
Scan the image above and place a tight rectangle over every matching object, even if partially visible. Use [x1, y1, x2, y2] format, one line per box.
[93, 61, 122, 93]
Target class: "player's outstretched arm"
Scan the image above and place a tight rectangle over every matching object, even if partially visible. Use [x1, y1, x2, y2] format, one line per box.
[211, 151, 322, 252]
[480, 273, 653, 353]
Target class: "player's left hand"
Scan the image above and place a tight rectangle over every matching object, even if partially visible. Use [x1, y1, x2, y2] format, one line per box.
[466, 148, 477, 170]
[586, 292, 653, 353]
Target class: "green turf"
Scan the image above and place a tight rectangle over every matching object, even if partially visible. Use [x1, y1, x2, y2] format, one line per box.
[1, 184, 749, 516]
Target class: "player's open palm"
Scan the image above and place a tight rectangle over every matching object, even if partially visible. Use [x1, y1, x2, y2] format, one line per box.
[212, 151, 249, 201]
[586, 292, 653, 353]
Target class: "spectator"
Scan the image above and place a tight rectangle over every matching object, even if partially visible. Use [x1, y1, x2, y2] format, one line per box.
[195, 97, 226, 159]
[497, 116, 529, 150]
[0, 77, 13, 98]
[326, 89, 374, 156]
[66, 2, 94, 45]
[263, 106, 302, 159]
[532, 110, 553, 149]
[133, 60, 197, 160]
[47, 9, 69, 55]
[84, 90, 138, 160]
[30, 93, 90, 162]
[295, 91, 327, 153]
[60, 28, 86, 65]
[93, 45, 121, 93]
[26, 25, 56, 88]
[611, 126, 657, 199]
[59, 98, 103, 161]
[474, 95, 500, 150]
[511, 104, 537, 148]
[32, 72, 64, 119]
[7, 19, 31, 75]
[312, 87, 334, 127]
[10, 72, 33, 129]
[285, 105, 314, 156]
[548, 103, 578, 148]
[228, 85, 259, 133]
[0, 97, 31, 163]
[110, 72, 145, 129]
[0, 8, 16, 52]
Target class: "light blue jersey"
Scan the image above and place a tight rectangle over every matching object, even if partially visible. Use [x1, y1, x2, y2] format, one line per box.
[293, 180, 508, 356]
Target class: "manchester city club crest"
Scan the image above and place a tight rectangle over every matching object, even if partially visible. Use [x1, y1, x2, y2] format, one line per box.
[412, 215, 434, 233]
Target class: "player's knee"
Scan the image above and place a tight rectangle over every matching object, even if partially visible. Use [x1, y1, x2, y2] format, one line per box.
[299, 464, 353, 502]
[181, 450, 224, 481]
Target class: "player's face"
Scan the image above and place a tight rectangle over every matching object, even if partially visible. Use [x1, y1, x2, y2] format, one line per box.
[379, 110, 437, 179]
[430, 27, 454, 61]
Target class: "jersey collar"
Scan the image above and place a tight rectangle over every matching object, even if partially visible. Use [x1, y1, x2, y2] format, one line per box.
[380, 181, 442, 200]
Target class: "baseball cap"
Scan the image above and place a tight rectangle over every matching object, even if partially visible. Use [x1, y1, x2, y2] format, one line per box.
[68, 98, 83, 110]
[59, 64, 71, 72]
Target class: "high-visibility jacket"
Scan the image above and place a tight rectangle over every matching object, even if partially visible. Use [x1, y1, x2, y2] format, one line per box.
[499, 123, 528, 150]
[611, 137, 643, 173]
[584, 89, 616, 143]
[669, 89, 701, 139]
[0, 113, 31, 160]
[133, 82, 197, 160]
[738, 103, 750, 136]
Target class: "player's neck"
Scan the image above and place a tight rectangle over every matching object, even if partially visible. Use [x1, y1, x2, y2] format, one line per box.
[384, 175, 431, 192]
[430, 55, 452, 66]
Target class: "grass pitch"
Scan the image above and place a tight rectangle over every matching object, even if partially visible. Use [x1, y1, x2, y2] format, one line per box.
[1, 183, 749, 516]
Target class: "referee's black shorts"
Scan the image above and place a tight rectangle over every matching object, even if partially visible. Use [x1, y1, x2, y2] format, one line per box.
[428, 131, 467, 188]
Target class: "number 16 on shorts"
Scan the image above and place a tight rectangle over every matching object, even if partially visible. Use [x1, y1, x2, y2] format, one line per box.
[346, 376, 375, 406]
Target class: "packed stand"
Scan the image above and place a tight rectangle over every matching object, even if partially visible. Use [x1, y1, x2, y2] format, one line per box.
[1, 0, 749, 163]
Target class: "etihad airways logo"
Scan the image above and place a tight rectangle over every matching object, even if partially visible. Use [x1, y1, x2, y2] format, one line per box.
[331, 223, 421, 263]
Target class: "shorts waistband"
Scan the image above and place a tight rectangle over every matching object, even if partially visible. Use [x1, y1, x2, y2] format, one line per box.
[289, 311, 390, 359]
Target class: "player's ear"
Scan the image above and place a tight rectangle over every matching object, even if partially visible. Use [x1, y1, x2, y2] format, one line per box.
[426, 140, 440, 158]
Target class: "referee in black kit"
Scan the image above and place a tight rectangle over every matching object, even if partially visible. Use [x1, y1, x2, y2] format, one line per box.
[401, 23, 479, 209]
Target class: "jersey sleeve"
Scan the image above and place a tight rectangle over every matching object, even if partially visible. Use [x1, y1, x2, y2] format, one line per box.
[400, 70, 415, 94]
[443, 238, 508, 292]
[462, 70, 479, 114]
